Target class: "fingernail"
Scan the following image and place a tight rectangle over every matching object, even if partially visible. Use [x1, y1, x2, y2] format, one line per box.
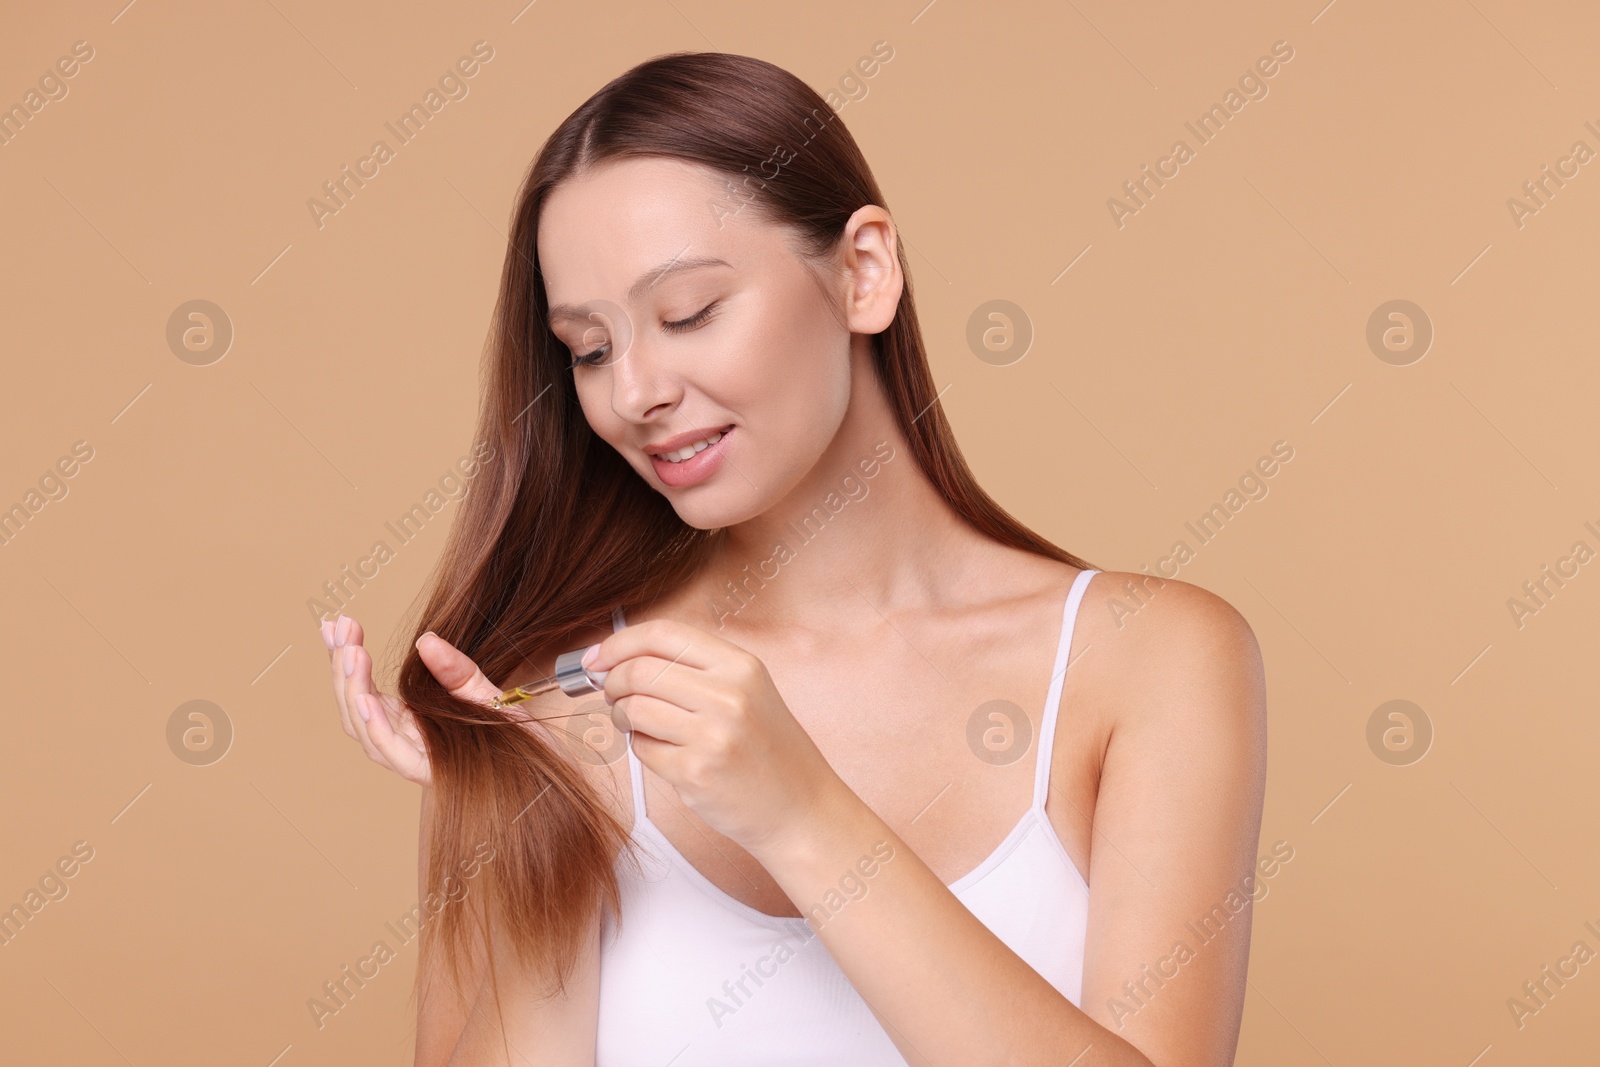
[334, 614, 351, 647]
[416, 630, 436, 650]
[343, 644, 356, 677]
[320, 618, 335, 650]
[357, 693, 371, 722]
[581, 642, 600, 668]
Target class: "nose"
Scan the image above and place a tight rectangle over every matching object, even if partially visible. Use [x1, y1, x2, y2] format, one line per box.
[608, 330, 681, 424]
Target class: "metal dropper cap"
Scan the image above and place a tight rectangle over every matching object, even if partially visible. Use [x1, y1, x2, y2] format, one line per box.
[553, 648, 609, 696]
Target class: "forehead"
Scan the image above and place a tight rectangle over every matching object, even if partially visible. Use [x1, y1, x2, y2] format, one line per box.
[538, 157, 744, 307]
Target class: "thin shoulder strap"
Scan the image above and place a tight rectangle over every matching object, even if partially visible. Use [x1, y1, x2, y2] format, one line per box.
[1033, 569, 1098, 811]
[612, 606, 649, 822]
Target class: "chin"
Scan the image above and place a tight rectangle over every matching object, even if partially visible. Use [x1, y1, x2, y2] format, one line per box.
[666, 490, 764, 531]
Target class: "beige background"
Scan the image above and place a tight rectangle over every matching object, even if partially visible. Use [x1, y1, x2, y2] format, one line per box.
[3, 0, 1597, 1063]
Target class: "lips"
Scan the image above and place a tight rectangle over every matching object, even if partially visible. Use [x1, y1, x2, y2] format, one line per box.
[653, 428, 728, 463]
[649, 426, 734, 489]
[644, 423, 736, 458]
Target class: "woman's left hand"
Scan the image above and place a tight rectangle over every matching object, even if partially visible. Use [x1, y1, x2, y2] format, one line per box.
[583, 617, 842, 859]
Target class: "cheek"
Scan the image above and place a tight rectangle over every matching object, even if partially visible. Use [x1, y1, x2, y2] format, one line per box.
[573, 379, 623, 446]
[737, 312, 852, 468]
[784, 304, 852, 409]
[738, 291, 850, 412]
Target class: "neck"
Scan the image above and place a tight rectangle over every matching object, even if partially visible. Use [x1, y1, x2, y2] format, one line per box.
[695, 342, 980, 636]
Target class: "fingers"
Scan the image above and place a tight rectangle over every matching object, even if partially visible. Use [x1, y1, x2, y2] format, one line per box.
[601, 653, 721, 715]
[609, 693, 693, 746]
[325, 613, 393, 767]
[362, 692, 432, 785]
[585, 617, 733, 674]
[325, 613, 363, 740]
[414, 632, 504, 708]
[324, 616, 493, 787]
[322, 615, 345, 736]
[340, 631, 391, 768]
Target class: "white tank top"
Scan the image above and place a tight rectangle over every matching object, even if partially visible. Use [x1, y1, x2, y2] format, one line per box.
[594, 568, 1099, 1064]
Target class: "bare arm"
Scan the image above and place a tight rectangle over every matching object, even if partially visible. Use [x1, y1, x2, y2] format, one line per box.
[412, 784, 605, 1067]
[1075, 580, 1269, 1066]
[413, 786, 479, 1066]
[442, 908, 603, 1066]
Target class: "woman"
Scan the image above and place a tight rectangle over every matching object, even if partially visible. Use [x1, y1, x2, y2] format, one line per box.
[324, 51, 1266, 1067]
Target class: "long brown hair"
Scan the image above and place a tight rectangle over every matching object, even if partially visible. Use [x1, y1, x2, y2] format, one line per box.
[395, 49, 1096, 1015]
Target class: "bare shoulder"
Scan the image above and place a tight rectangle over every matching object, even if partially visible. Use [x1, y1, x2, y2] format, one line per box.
[1075, 569, 1265, 735]
[1067, 572, 1267, 1062]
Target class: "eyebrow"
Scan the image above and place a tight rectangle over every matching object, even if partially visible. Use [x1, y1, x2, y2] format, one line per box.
[546, 254, 733, 326]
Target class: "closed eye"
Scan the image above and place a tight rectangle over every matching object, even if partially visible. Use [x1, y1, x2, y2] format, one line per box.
[664, 300, 719, 333]
[568, 301, 721, 370]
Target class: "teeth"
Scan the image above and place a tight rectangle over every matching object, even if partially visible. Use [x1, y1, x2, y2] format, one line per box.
[661, 430, 724, 463]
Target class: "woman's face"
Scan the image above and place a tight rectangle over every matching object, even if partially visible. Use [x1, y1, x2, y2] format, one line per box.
[537, 156, 866, 530]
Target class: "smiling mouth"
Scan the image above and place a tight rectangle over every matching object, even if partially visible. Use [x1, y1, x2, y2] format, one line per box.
[653, 426, 733, 463]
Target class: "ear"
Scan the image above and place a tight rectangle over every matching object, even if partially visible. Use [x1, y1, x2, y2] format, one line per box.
[839, 205, 903, 336]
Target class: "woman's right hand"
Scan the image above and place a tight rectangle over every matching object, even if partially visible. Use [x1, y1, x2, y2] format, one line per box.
[325, 614, 518, 787]
[325, 613, 430, 785]
[328, 614, 579, 790]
